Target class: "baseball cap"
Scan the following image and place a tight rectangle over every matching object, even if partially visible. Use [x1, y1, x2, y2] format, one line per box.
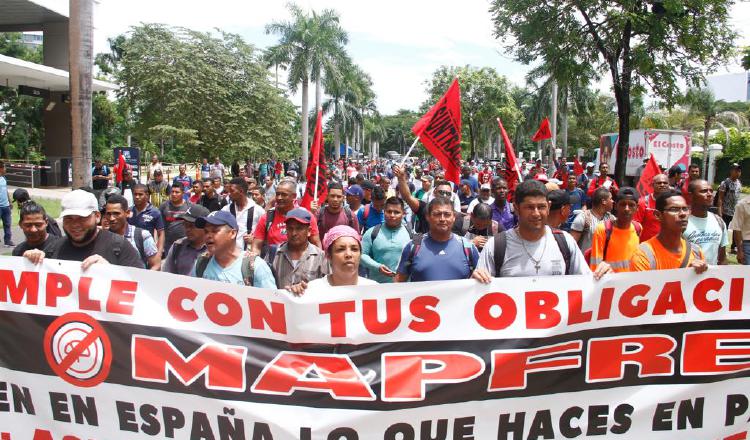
[195, 210, 239, 230]
[534, 173, 549, 183]
[421, 175, 434, 182]
[586, 162, 595, 168]
[547, 189, 570, 210]
[480, 183, 491, 191]
[286, 208, 312, 225]
[176, 204, 210, 223]
[730, 163, 741, 170]
[61, 189, 99, 217]
[12, 188, 30, 203]
[345, 184, 364, 199]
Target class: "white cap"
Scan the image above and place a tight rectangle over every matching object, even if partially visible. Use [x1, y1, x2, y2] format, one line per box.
[586, 162, 595, 168]
[61, 190, 99, 218]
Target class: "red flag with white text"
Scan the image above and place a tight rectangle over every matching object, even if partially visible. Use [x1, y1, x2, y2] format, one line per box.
[412, 79, 462, 184]
[301, 110, 327, 210]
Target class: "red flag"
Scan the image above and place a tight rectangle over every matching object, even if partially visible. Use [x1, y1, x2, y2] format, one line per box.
[114, 152, 126, 184]
[573, 157, 584, 177]
[497, 118, 521, 198]
[531, 117, 552, 142]
[412, 78, 462, 184]
[301, 109, 327, 210]
[635, 154, 662, 198]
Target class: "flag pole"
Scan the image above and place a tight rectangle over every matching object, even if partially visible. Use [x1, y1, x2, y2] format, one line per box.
[314, 160, 320, 202]
[400, 136, 420, 166]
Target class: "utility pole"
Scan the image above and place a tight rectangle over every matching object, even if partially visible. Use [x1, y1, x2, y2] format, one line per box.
[69, 0, 94, 188]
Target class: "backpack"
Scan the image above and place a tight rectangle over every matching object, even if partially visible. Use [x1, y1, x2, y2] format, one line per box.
[229, 202, 255, 245]
[317, 206, 354, 232]
[583, 219, 642, 264]
[195, 253, 256, 286]
[370, 223, 414, 241]
[403, 233, 475, 277]
[493, 229, 573, 276]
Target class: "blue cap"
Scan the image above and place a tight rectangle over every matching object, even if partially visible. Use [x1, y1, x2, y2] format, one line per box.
[285, 208, 312, 225]
[195, 210, 238, 230]
[345, 184, 364, 199]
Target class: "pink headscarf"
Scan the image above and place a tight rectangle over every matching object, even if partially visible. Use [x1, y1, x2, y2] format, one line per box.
[322, 225, 361, 252]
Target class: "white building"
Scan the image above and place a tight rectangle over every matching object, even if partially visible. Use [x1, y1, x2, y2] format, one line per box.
[706, 72, 750, 102]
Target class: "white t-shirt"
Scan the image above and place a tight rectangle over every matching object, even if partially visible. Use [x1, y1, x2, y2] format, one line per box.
[307, 275, 378, 290]
[684, 213, 728, 265]
[467, 197, 495, 214]
[571, 210, 614, 253]
[221, 200, 265, 249]
[477, 227, 591, 277]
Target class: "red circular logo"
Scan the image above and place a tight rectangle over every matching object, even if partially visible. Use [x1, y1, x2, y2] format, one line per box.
[43, 312, 112, 387]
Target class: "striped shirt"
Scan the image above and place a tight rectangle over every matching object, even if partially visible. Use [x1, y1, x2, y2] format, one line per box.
[271, 242, 328, 288]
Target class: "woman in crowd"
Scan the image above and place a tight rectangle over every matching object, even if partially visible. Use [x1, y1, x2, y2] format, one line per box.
[287, 225, 376, 295]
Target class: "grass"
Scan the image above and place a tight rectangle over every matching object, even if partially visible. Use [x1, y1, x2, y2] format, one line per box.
[11, 197, 62, 224]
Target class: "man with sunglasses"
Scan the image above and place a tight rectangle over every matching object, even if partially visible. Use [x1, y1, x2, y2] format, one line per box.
[630, 189, 707, 272]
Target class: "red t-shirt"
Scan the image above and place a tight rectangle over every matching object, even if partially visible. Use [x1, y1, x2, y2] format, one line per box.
[634, 195, 660, 242]
[254, 208, 320, 246]
[478, 171, 493, 184]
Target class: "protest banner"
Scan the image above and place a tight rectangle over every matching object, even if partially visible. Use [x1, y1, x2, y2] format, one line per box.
[0, 256, 748, 439]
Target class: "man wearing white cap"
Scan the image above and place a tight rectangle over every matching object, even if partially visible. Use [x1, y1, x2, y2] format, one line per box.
[23, 189, 143, 269]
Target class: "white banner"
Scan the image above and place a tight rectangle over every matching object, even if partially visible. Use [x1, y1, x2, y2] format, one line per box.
[0, 257, 748, 439]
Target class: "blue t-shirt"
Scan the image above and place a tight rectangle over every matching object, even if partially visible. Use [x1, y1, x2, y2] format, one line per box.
[191, 255, 277, 289]
[0, 176, 8, 207]
[357, 204, 385, 233]
[129, 204, 165, 237]
[397, 234, 479, 282]
[565, 188, 586, 231]
[173, 175, 193, 200]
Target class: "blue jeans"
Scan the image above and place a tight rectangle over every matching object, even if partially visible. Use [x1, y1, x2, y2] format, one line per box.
[744, 241, 750, 266]
[0, 205, 11, 244]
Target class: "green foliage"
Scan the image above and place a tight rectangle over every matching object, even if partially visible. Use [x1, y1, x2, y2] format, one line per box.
[379, 110, 421, 156]
[710, 128, 750, 162]
[0, 33, 44, 159]
[115, 24, 298, 163]
[423, 65, 521, 159]
[490, 0, 737, 181]
[743, 46, 750, 71]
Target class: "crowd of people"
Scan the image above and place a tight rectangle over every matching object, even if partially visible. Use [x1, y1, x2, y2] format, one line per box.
[3, 152, 747, 295]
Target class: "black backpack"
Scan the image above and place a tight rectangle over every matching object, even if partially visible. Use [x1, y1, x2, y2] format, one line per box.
[229, 202, 255, 249]
[194, 253, 256, 286]
[370, 223, 414, 241]
[317, 206, 354, 231]
[492, 229, 573, 276]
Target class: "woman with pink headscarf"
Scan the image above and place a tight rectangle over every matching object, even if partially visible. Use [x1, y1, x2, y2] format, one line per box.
[287, 225, 377, 295]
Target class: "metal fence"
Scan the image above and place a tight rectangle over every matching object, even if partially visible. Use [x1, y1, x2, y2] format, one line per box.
[2, 160, 51, 188]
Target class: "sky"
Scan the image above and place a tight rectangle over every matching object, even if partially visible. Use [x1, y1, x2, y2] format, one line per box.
[88, 0, 750, 115]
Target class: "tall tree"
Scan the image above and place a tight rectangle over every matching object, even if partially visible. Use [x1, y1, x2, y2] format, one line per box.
[115, 24, 297, 162]
[490, 0, 737, 183]
[322, 58, 359, 160]
[265, 3, 348, 172]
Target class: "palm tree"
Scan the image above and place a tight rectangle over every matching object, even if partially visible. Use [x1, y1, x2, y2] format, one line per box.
[69, 0, 94, 188]
[322, 59, 358, 160]
[265, 3, 348, 172]
[684, 87, 747, 177]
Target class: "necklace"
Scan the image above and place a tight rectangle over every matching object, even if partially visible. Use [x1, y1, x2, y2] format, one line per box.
[518, 229, 547, 274]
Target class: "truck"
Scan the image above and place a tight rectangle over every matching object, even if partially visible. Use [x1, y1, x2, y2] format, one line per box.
[596, 129, 692, 177]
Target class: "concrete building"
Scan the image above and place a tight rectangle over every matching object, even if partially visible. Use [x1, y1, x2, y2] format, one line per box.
[706, 72, 750, 103]
[0, 0, 115, 186]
